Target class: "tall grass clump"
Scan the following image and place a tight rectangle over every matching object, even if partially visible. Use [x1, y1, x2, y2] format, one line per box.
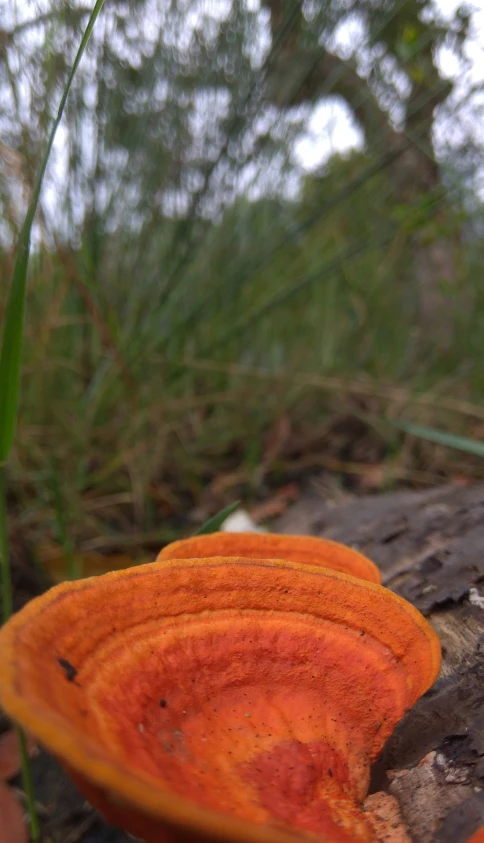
[0, 0, 106, 835]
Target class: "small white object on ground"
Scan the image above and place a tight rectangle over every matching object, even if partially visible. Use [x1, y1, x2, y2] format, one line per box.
[221, 509, 267, 533]
[468, 587, 484, 610]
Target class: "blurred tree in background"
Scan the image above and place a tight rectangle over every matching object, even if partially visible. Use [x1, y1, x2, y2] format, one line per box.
[1, 0, 484, 555]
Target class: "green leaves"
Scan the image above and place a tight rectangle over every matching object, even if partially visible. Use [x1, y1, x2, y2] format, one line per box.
[392, 421, 484, 459]
[194, 501, 240, 535]
[0, 0, 106, 463]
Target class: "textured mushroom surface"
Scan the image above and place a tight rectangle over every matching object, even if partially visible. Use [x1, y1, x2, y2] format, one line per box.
[0, 555, 440, 843]
[159, 532, 381, 583]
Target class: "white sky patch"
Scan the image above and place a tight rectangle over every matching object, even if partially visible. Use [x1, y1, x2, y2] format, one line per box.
[328, 12, 366, 61]
[294, 99, 364, 171]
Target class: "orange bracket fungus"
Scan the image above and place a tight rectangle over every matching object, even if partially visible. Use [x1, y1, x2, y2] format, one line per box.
[0, 534, 441, 843]
[157, 532, 382, 583]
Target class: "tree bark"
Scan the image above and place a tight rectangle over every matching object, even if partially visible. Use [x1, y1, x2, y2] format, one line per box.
[263, 0, 462, 343]
[277, 481, 484, 842]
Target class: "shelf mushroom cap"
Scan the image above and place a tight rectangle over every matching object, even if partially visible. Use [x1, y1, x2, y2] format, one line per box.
[159, 532, 382, 583]
[0, 555, 440, 843]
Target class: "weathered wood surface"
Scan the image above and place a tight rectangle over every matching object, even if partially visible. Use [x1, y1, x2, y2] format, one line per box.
[277, 482, 484, 843]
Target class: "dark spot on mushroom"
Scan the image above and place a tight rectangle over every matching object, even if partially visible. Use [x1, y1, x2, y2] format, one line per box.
[57, 657, 78, 682]
[160, 699, 167, 708]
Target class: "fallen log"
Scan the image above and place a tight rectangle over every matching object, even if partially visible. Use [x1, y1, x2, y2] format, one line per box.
[277, 482, 484, 843]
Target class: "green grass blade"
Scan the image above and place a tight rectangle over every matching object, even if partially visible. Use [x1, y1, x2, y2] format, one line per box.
[0, 0, 106, 462]
[0, 4, 106, 840]
[0, 465, 12, 620]
[16, 726, 40, 840]
[392, 421, 484, 458]
[194, 501, 241, 535]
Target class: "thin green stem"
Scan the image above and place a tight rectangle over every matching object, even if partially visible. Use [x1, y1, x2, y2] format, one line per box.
[0, 467, 40, 840]
[17, 727, 40, 842]
[0, 465, 12, 623]
[0, 6, 106, 836]
[0, 0, 107, 462]
[0, 465, 12, 620]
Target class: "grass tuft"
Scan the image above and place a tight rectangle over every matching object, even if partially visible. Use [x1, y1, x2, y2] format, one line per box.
[0, 0, 106, 837]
